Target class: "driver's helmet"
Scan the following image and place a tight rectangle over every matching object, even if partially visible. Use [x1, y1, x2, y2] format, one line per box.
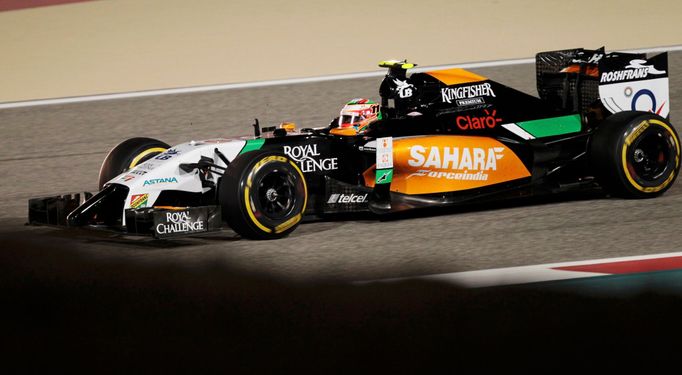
[334, 98, 381, 135]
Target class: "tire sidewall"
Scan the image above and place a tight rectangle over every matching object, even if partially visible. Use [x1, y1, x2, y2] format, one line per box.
[98, 137, 170, 189]
[618, 117, 680, 195]
[221, 151, 307, 239]
[592, 112, 680, 198]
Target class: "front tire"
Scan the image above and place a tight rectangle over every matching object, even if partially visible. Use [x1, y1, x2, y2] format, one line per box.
[219, 150, 307, 240]
[590, 112, 680, 198]
[98, 137, 170, 189]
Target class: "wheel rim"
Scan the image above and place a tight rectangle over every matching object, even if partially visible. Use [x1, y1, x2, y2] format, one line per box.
[255, 168, 297, 220]
[627, 126, 675, 185]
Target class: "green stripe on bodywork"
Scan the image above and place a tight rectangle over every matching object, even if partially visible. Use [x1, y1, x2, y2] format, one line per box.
[517, 114, 582, 138]
[376, 168, 393, 184]
[239, 138, 265, 155]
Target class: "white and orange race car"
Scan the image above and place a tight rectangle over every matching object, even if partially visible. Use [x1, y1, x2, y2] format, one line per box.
[29, 47, 680, 239]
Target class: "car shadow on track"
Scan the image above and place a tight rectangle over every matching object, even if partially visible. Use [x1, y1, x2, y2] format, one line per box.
[378, 189, 609, 222]
[3, 188, 609, 245]
[5, 219, 238, 249]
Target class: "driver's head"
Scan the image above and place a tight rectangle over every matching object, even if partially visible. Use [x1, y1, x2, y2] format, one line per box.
[337, 98, 381, 134]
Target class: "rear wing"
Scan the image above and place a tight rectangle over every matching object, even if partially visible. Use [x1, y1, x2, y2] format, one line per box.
[598, 51, 669, 118]
[536, 48, 669, 118]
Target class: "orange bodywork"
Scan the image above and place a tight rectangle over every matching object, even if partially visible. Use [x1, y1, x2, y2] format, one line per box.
[330, 127, 358, 136]
[425, 68, 487, 85]
[363, 136, 531, 194]
[559, 64, 599, 78]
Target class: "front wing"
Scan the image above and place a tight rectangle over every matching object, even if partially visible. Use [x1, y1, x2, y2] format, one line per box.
[28, 193, 222, 239]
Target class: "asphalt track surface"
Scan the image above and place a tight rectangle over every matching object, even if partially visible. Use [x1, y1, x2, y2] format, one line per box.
[3, 52, 682, 372]
[2, 51, 682, 282]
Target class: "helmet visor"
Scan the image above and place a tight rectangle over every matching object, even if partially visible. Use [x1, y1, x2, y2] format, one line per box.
[339, 114, 365, 128]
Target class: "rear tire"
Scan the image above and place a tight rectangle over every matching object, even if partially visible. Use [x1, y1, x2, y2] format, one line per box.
[98, 137, 170, 189]
[219, 150, 307, 240]
[590, 111, 680, 198]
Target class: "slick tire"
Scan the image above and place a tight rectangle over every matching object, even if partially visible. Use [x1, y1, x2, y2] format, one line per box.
[590, 111, 680, 198]
[219, 150, 308, 240]
[98, 137, 170, 189]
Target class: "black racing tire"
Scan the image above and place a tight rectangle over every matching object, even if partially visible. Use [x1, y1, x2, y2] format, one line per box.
[98, 137, 170, 189]
[590, 111, 680, 198]
[219, 150, 308, 240]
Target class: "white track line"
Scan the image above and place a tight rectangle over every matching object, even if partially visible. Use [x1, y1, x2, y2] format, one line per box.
[2, 45, 682, 110]
[360, 251, 682, 288]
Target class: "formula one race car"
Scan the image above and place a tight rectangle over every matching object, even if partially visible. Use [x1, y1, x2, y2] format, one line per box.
[29, 47, 680, 239]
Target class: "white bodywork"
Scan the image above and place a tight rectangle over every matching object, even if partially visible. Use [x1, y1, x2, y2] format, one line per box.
[599, 55, 670, 118]
[599, 77, 670, 118]
[106, 137, 255, 225]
